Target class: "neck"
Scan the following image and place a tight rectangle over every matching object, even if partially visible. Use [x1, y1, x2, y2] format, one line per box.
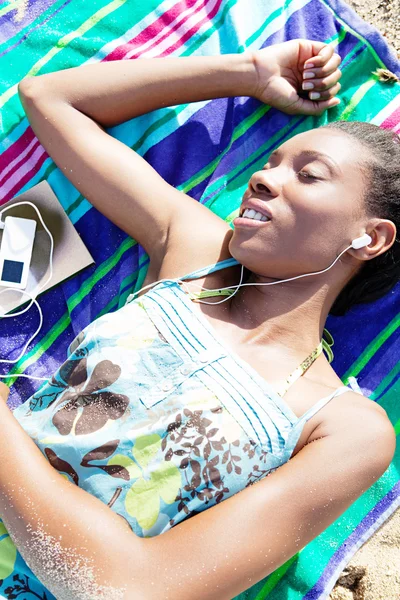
[225, 267, 351, 357]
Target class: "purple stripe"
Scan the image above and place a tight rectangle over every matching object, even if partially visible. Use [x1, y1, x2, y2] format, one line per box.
[374, 371, 400, 402]
[143, 0, 359, 191]
[200, 114, 306, 205]
[0, 0, 57, 44]
[324, 0, 400, 76]
[325, 280, 400, 379]
[360, 333, 400, 393]
[6, 209, 140, 409]
[303, 481, 400, 599]
[0, 0, 73, 58]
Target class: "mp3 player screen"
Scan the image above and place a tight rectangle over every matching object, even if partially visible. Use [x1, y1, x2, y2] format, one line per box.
[1, 259, 24, 284]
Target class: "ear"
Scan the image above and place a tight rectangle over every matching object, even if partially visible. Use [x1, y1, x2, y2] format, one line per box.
[348, 218, 397, 262]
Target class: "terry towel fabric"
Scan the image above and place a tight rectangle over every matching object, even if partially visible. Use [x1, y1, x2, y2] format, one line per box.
[0, 0, 399, 598]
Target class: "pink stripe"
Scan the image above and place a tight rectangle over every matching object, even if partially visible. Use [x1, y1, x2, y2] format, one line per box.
[104, 0, 200, 62]
[1, 0, 194, 191]
[0, 125, 36, 173]
[123, 0, 213, 60]
[379, 106, 400, 130]
[0, 138, 41, 187]
[158, 0, 222, 57]
[1, 148, 48, 204]
[1, 0, 220, 199]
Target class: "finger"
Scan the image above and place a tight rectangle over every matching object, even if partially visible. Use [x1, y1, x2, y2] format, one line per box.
[307, 82, 341, 101]
[295, 95, 341, 116]
[303, 53, 341, 78]
[302, 70, 342, 93]
[303, 43, 335, 70]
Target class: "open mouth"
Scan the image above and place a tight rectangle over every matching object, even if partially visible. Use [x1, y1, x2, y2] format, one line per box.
[238, 208, 271, 222]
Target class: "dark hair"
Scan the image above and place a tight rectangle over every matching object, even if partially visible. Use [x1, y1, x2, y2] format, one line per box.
[320, 120, 400, 316]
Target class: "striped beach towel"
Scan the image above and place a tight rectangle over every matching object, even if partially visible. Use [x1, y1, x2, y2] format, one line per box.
[0, 0, 399, 598]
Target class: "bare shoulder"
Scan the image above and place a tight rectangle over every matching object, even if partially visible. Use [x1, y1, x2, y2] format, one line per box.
[310, 389, 396, 468]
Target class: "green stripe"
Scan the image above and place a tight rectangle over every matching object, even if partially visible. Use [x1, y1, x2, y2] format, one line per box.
[4, 237, 136, 385]
[325, 25, 347, 47]
[182, 31, 365, 201]
[0, 0, 68, 55]
[178, 104, 270, 193]
[342, 313, 400, 381]
[254, 552, 300, 599]
[180, 0, 240, 57]
[238, 4, 284, 52]
[131, 105, 186, 154]
[340, 77, 377, 120]
[0, 0, 129, 112]
[319, 0, 387, 69]
[369, 361, 400, 402]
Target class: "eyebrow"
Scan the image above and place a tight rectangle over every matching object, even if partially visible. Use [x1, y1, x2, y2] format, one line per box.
[269, 148, 342, 176]
[300, 150, 342, 176]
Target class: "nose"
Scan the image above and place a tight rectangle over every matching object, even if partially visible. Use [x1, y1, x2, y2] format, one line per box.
[248, 169, 280, 197]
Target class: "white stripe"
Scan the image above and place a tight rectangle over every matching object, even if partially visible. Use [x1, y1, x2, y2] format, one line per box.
[0, 145, 45, 198]
[86, 0, 180, 64]
[371, 94, 400, 125]
[124, 0, 209, 59]
[1, 136, 37, 181]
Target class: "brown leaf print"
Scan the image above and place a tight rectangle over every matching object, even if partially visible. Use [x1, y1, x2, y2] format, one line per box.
[81, 440, 131, 481]
[44, 448, 79, 485]
[162, 407, 238, 525]
[52, 359, 129, 435]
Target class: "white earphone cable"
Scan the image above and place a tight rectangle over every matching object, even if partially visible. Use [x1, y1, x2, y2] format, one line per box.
[177, 243, 354, 305]
[0, 201, 54, 382]
[0, 209, 368, 386]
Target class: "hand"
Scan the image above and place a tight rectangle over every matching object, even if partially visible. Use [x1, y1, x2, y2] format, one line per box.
[251, 39, 342, 115]
[0, 382, 10, 403]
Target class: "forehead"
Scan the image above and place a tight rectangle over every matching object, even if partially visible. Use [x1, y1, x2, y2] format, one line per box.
[276, 128, 363, 168]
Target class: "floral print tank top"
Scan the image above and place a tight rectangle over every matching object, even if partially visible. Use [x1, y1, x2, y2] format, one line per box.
[0, 257, 351, 599]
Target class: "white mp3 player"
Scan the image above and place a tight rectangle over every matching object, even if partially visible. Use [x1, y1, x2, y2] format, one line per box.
[0, 216, 37, 290]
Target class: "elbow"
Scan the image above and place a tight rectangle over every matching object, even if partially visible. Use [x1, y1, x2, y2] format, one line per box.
[18, 77, 40, 101]
[18, 75, 52, 105]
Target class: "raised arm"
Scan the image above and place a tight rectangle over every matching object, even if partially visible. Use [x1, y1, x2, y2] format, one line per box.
[18, 40, 342, 277]
[0, 392, 394, 599]
[18, 54, 251, 270]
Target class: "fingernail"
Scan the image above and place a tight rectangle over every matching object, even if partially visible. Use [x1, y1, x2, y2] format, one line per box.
[309, 91, 320, 100]
[303, 71, 315, 79]
[305, 63, 315, 68]
[302, 81, 314, 90]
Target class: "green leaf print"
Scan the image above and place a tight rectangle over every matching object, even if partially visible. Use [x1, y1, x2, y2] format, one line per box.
[123, 434, 182, 530]
[107, 455, 141, 480]
[132, 434, 162, 469]
[0, 521, 17, 580]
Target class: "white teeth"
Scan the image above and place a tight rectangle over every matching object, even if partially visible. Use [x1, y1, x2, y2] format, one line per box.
[242, 208, 270, 222]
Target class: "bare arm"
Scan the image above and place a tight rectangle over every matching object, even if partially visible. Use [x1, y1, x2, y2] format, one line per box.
[18, 54, 253, 266]
[18, 41, 342, 275]
[0, 396, 394, 599]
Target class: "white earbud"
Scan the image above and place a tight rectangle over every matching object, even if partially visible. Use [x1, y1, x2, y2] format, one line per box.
[351, 233, 372, 249]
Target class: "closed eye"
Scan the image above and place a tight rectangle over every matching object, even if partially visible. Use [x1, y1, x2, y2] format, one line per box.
[298, 171, 319, 181]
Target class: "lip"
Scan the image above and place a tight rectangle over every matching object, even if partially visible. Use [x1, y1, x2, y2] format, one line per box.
[233, 216, 271, 228]
[239, 199, 273, 220]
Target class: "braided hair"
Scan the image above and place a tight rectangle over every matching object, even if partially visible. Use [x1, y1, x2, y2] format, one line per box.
[320, 121, 400, 316]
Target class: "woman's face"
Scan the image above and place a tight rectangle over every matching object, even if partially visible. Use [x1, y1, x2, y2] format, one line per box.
[230, 128, 368, 279]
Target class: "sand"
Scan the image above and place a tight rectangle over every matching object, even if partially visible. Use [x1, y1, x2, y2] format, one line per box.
[329, 6, 400, 599]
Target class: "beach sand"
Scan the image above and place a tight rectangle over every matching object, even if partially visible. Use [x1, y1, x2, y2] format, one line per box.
[330, 5, 400, 598]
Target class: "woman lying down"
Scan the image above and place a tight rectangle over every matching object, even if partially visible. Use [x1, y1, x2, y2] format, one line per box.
[0, 38, 398, 599]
